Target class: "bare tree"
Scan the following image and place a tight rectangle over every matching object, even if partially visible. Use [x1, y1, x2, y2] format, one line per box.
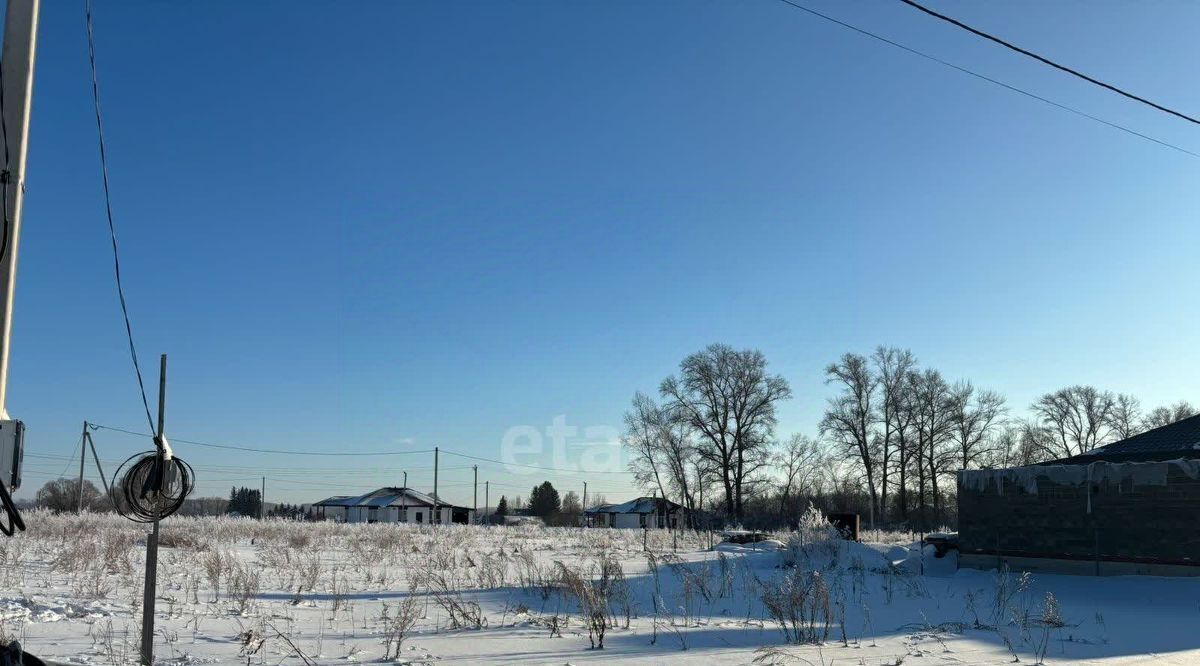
[1030, 386, 1116, 458]
[35, 478, 105, 513]
[774, 434, 824, 522]
[624, 392, 673, 501]
[1107, 393, 1143, 440]
[910, 369, 954, 530]
[947, 382, 1007, 470]
[1142, 401, 1197, 431]
[820, 353, 880, 527]
[872, 347, 915, 523]
[660, 344, 791, 522]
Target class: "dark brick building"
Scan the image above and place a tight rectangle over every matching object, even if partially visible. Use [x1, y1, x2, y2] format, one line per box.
[958, 414, 1200, 576]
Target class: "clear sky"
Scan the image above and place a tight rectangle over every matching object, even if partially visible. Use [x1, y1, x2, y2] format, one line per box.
[8, 1, 1199, 504]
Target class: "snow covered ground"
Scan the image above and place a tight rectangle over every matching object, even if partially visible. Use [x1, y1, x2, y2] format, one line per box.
[0, 511, 1197, 665]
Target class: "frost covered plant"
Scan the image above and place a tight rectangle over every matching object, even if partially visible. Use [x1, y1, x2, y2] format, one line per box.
[378, 596, 421, 660]
[1033, 592, 1064, 664]
[783, 504, 842, 569]
[226, 560, 262, 615]
[555, 561, 609, 649]
[760, 569, 832, 645]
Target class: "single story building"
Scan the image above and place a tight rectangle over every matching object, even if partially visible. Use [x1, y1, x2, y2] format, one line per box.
[584, 496, 682, 529]
[313, 487, 474, 525]
[957, 414, 1200, 576]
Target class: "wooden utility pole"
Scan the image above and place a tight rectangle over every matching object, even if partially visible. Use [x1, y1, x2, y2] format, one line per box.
[484, 480, 489, 526]
[432, 447, 439, 525]
[582, 481, 587, 527]
[260, 476, 265, 520]
[472, 465, 477, 524]
[140, 354, 167, 665]
[76, 421, 88, 513]
[0, 0, 39, 421]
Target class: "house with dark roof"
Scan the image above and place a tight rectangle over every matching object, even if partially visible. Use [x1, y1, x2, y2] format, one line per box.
[583, 496, 682, 529]
[957, 414, 1200, 576]
[313, 487, 474, 525]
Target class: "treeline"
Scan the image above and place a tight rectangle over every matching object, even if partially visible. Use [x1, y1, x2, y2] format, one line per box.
[623, 343, 1196, 531]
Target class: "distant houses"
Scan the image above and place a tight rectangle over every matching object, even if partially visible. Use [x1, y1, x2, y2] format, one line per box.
[958, 414, 1200, 576]
[313, 487, 474, 525]
[583, 496, 682, 529]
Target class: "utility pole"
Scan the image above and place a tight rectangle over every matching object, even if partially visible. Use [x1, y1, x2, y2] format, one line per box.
[432, 447, 439, 525]
[76, 421, 88, 513]
[472, 465, 477, 525]
[0, 0, 39, 421]
[140, 354, 167, 666]
[260, 476, 265, 520]
[400, 470, 407, 523]
[484, 480, 489, 526]
[582, 481, 587, 527]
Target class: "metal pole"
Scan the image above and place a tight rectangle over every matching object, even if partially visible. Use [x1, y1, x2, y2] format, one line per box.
[472, 465, 477, 524]
[76, 421, 88, 513]
[432, 447, 439, 525]
[85, 430, 110, 496]
[140, 354, 166, 665]
[0, 0, 39, 420]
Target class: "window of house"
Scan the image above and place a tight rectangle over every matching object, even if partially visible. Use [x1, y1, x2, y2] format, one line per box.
[416, 511, 423, 524]
[639, 513, 647, 527]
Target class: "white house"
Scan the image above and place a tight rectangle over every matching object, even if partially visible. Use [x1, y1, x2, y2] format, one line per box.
[314, 487, 474, 525]
[584, 496, 682, 529]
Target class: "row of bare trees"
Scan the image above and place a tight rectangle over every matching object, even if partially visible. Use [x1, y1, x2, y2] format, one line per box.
[623, 343, 1196, 530]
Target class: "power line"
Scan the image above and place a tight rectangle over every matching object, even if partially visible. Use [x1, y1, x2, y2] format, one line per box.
[439, 449, 629, 475]
[89, 424, 435, 457]
[897, 0, 1200, 126]
[772, 0, 1200, 160]
[84, 0, 157, 433]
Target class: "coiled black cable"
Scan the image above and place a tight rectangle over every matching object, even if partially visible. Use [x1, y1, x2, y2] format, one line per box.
[0, 479, 23, 537]
[109, 450, 193, 523]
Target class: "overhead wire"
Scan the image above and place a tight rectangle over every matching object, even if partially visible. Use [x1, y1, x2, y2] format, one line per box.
[897, 0, 1200, 126]
[772, 0, 1200, 160]
[84, 0, 157, 434]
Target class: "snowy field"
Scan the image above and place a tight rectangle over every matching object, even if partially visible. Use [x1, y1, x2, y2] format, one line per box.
[0, 511, 1197, 665]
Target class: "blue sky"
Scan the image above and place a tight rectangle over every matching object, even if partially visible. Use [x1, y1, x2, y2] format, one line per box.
[8, 1, 1199, 503]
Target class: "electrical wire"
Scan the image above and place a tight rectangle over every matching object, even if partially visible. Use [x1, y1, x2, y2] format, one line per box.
[772, 0, 1200, 160]
[89, 423, 435, 457]
[439, 449, 630, 475]
[897, 0, 1200, 126]
[84, 0, 156, 434]
[0, 58, 11, 266]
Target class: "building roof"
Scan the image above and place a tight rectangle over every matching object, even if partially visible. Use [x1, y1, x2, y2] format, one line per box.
[584, 496, 682, 515]
[1047, 413, 1200, 464]
[313, 487, 469, 510]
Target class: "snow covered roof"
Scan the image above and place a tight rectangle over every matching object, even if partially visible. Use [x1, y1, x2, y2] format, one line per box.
[1051, 413, 1200, 464]
[313, 487, 468, 509]
[584, 496, 681, 514]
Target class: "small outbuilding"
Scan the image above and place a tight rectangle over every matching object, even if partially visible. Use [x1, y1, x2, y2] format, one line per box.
[584, 496, 682, 529]
[957, 414, 1200, 576]
[313, 487, 474, 525]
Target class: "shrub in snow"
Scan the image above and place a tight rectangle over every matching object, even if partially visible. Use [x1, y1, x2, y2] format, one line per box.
[781, 504, 843, 569]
